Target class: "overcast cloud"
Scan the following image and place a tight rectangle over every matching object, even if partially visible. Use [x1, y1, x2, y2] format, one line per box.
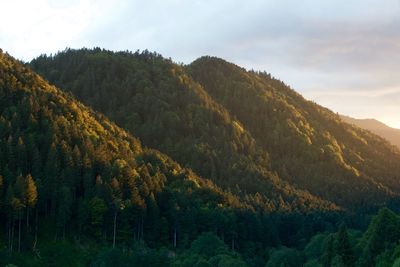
[1, 0, 399, 127]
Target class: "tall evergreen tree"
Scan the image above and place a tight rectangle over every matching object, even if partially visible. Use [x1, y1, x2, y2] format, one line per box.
[24, 174, 37, 229]
[321, 235, 335, 267]
[334, 224, 354, 267]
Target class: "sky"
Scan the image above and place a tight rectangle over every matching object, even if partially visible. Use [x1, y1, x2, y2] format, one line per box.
[1, 0, 400, 128]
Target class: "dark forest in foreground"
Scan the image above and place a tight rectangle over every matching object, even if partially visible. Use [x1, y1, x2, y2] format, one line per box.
[1, 48, 400, 266]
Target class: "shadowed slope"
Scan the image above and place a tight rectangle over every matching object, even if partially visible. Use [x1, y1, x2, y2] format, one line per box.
[189, 56, 400, 208]
[30, 48, 336, 212]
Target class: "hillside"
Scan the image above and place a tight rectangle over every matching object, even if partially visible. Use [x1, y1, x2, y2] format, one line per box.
[0, 48, 256, 251]
[31, 49, 400, 210]
[2, 48, 400, 266]
[0, 49, 344, 266]
[188, 56, 400, 208]
[29, 48, 335, 213]
[341, 115, 400, 149]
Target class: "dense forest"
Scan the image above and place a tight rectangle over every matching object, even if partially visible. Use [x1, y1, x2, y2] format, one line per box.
[188, 57, 400, 209]
[0, 48, 400, 266]
[30, 48, 337, 213]
[31, 48, 400, 210]
[0, 49, 337, 266]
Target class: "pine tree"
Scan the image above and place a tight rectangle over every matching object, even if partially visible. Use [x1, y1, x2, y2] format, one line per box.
[25, 174, 38, 229]
[110, 177, 122, 248]
[5, 185, 16, 251]
[9, 179, 25, 253]
[16, 137, 28, 174]
[321, 235, 334, 267]
[0, 174, 3, 201]
[335, 224, 354, 267]
[56, 186, 72, 239]
[145, 192, 161, 244]
[44, 143, 59, 216]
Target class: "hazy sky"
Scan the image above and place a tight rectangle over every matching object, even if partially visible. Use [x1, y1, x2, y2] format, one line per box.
[1, 0, 400, 128]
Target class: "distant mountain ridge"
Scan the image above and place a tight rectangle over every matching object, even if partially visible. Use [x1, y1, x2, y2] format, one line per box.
[340, 115, 400, 149]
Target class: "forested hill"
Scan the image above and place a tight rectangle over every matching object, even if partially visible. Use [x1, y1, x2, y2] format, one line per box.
[0, 49, 250, 250]
[188, 56, 400, 208]
[3, 48, 400, 266]
[29, 48, 335, 213]
[30, 48, 400, 210]
[0, 49, 341, 262]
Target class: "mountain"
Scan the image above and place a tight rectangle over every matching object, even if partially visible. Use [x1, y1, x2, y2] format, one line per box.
[1, 48, 342, 265]
[0, 48, 260, 250]
[340, 115, 400, 149]
[188, 56, 400, 208]
[30, 49, 400, 210]
[29, 48, 335, 214]
[4, 47, 400, 266]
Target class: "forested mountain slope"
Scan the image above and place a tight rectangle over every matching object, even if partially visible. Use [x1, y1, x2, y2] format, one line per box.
[31, 49, 400, 210]
[188, 56, 400, 208]
[3, 47, 400, 266]
[0, 49, 341, 261]
[30, 48, 334, 213]
[0, 49, 250, 250]
[341, 115, 400, 149]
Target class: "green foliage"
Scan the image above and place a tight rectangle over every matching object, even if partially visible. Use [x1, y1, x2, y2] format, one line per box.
[88, 197, 108, 239]
[27, 48, 353, 252]
[209, 254, 248, 267]
[357, 208, 400, 266]
[393, 258, 400, 267]
[0, 49, 258, 257]
[30, 48, 338, 214]
[321, 235, 335, 267]
[30, 47, 400, 214]
[188, 56, 400, 209]
[90, 245, 171, 267]
[39, 241, 88, 267]
[304, 233, 330, 260]
[173, 233, 248, 267]
[265, 247, 304, 267]
[334, 224, 355, 267]
[0, 46, 343, 267]
[193, 259, 212, 267]
[331, 255, 345, 267]
[1, 48, 400, 266]
[190, 232, 229, 257]
[304, 259, 322, 267]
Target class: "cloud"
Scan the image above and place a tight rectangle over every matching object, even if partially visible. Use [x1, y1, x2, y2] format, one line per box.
[0, 0, 118, 60]
[1, 0, 400, 127]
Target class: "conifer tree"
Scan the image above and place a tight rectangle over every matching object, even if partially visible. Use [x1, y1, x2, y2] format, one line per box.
[0, 174, 3, 201]
[25, 174, 37, 229]
[321, 235, 334, 267]
[110, 177, 122, 248]
[335, 224, 354, 267]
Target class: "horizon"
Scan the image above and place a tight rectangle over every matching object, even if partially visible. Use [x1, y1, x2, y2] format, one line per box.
[1, 0, 399, 128]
